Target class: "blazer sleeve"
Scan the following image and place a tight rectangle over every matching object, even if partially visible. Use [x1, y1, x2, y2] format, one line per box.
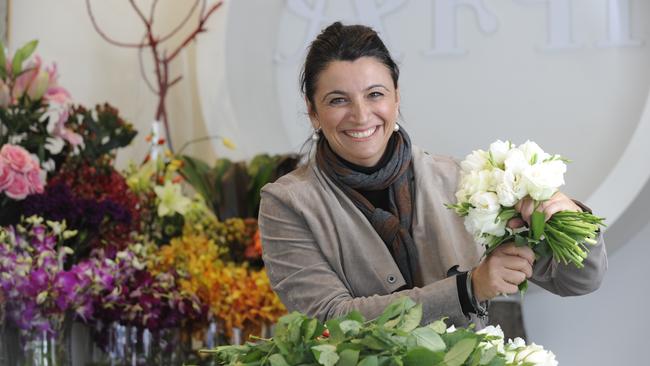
[530, 229, 607, 296]
[259, 183, 483, 327]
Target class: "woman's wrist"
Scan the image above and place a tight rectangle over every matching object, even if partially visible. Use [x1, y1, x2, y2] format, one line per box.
[467, 269, 489, 319]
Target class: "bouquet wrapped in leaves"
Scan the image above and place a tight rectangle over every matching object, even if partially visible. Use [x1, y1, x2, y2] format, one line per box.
[446, 140, 605, 292]
[209, 297, 557, 366]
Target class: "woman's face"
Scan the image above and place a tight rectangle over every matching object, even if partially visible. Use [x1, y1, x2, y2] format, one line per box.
[308, 56, 400, 167]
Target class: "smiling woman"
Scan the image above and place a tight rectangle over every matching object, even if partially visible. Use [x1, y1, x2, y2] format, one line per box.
[308, 57, 400, 167]
[258, 21, 607, 329]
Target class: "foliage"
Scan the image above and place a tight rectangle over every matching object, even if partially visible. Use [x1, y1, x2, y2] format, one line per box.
[210, 298, 556, 366]
[180, 153, 299, 220]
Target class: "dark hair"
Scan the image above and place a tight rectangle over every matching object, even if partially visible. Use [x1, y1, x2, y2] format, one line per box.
[300, 22, 400, 110]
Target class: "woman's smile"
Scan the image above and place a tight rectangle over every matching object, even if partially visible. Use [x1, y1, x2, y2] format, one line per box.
[342, 125, 379, 139]
[309, 56, 400, 167]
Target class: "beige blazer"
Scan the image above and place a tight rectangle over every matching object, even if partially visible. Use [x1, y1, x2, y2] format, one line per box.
[259, 146, 607, 327]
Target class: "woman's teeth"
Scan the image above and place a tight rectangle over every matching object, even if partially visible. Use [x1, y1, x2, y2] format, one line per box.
[345, 126, 377, 139]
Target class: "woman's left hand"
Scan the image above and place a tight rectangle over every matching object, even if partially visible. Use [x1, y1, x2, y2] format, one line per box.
[507, 191, 582, 229]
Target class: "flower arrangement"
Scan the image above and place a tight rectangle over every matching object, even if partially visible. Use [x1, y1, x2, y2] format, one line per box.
[0, 40, 80, 173]
[447, 140, 605, 292]
[211, 297, 557, 366]
[0, 143, 45, 200]
[0, 216, 87, 336]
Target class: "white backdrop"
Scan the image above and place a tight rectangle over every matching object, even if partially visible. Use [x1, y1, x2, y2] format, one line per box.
[11, 1, 650, 364]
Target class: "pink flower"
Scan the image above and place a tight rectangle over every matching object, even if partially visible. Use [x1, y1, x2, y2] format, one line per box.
[0, 144, 34, 173]
[0, 161, 14, 191]
[12, 55, 42, 100]
[26, 169, 45, 194]
[51, 110, 82, 146]
[4, 173, 30, 200]
[0, 80, 10, 108]
[44, 86, 71, 105]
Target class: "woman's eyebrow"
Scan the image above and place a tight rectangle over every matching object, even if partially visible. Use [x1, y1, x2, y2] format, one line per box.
[321, 90, 347, 102]
[321, 84, 389, 102]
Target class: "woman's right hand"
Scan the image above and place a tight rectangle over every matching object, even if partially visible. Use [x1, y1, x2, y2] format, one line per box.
[471, 242, 535, 302]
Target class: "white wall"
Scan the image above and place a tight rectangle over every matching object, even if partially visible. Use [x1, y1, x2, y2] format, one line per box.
[524, 213, 650, 365]
[9, 1, 649, 364]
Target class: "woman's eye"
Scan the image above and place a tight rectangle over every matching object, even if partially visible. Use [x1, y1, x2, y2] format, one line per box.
[329, 97, 346, 105]
[369, 91, 384, 98]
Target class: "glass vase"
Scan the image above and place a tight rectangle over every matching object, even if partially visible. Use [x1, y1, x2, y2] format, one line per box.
[22, 329, 70, 366]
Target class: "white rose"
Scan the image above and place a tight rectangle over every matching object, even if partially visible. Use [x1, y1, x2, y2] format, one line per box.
[521, 160, 566, 201]
[476, 325, 504, 339]
[494, 169, 528, 207]
[477, 325, 506, 355]
[488, 140, 511, 167]
[465, 192, 506, 237]
[459, 169, 494, 198]
[518, 140, 550, 164]
[514, 344, 558, 366]
[503, 148, 529, 175]
[461, 149, 489, 173]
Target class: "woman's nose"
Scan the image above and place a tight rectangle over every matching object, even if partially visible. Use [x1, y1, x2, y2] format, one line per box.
[350, 100, 371, 123]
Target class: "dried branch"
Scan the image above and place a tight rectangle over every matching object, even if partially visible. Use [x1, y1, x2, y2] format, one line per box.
[128, 0, 150, 29]
[165, 1, 222, 63]
[138, 35, 158, 94]
[158, 0, 201, 44]
[87, 0, 224, 152]
[86, 0, 148, 48]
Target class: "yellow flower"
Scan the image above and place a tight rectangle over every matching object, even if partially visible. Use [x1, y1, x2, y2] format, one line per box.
[221, 137, 236, 150]
[153, 181, 191, 217]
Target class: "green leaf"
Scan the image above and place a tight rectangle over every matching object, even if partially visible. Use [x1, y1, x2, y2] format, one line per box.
[375, 297, 416, 325]
[312, 345, 340, 366]
[403, 347, 443, 366]
[12, 39, 38, 76]
[479, 346, 497, 365]
[428, 318, 448, 334]
[302, 318, 318, 341]
[339, 320, 362, 336]
[409, 327, 446, 352]
[530, 211, 545, 241]
[269, 353, 290, 366]
[0, 41, 6, 79]
[518, 280, 528, 295]
[358, 356, 379, 366]
[325, 319, 345, 344]
[443, 338, 478, 366]
[337, 349, 359, 366]
[360, 335, 389, 350]
[399, 304, 422, 332]
[485, 356, 506, 366]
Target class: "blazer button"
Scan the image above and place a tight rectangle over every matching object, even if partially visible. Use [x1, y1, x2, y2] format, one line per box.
[387, 275, 397, 284]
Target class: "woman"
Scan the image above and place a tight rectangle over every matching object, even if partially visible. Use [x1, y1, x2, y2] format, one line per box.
[259, 22, 607, 328]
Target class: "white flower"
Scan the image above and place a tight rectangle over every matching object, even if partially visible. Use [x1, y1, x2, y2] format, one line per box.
[503, 148, 529, 174]
[476, 325, 504, 339]
[521, 160, 566, 201]
[465, 192, 507, 239]
[518, 140, 550, 164]
[493, 169, 527, 207]
[509, 343, 558, 366]
[154, 181, 191, 217]
[461, 149, 490, 173]
[488, 140, 511, 167]
[477, 325, 506, 354]
[446, 325, 457, 333]
[458, 170, 494, 200]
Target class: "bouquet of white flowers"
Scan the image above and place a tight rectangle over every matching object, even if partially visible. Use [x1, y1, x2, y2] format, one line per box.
[447, 140, 605, 292]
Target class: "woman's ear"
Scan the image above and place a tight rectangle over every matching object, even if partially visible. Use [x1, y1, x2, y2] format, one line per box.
[306, 98, 319, 129]
[395, 88, 401, 119]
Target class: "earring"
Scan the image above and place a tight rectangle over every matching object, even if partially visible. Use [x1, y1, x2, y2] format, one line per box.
[311, 128, 321, 141]
[393, 123, 400, 132]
